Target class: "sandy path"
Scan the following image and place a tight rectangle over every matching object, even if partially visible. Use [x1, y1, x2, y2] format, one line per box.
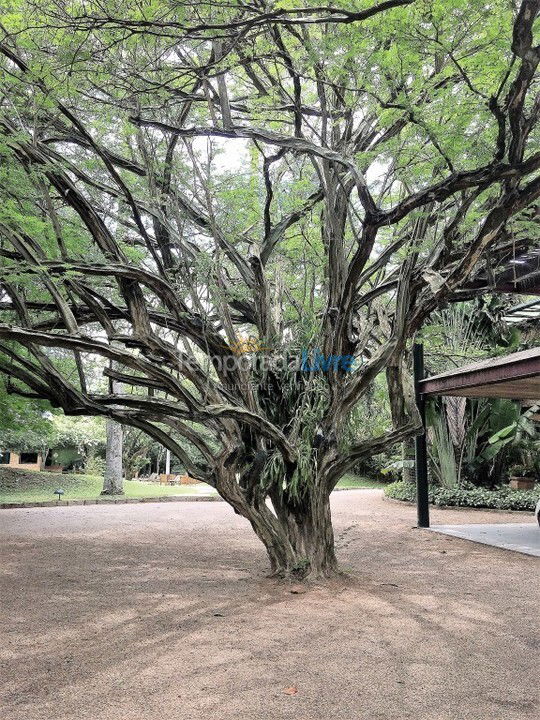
[1, 490, 538, 720]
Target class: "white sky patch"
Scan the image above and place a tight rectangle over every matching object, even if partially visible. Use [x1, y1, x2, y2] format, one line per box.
[192, 136, 250, 175]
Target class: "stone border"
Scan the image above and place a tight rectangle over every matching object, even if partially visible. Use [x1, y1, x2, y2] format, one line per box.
[0, 495, 223, 509]
[0, 485, 378, 509]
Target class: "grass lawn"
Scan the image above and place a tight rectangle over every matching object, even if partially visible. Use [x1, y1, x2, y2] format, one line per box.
[0, 468, 383, 504]
[335, 474, 386, 489]
[0, 468, 216, 504]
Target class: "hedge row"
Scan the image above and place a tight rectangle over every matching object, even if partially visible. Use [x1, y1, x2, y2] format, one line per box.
[384, 481, 539, 512]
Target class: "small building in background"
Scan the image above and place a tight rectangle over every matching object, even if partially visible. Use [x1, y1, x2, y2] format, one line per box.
[0, 450, 43, 472]
[0, 445, 85, 473]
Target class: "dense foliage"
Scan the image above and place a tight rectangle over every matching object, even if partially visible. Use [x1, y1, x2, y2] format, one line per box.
[385, 480, 538, 511]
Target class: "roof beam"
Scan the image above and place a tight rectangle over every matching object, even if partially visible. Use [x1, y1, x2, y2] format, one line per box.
[419, 348, 540, 399]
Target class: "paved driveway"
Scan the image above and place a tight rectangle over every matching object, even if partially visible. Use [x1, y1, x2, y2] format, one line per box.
[1, 490, 539, 720]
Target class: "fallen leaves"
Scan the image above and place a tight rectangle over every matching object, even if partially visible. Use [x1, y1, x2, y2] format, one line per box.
[282, 686, 298, 696]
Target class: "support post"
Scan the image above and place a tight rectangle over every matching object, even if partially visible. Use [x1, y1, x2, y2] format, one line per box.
[413, 343, 430, 528]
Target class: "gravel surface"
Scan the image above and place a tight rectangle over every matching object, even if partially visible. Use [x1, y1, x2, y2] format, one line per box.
[1, 489, 538, 720]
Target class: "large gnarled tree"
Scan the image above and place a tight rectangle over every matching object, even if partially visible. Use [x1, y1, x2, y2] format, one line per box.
[1, 0, 539, 576]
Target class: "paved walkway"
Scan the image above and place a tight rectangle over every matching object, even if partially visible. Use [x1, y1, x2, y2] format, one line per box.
[1, 490, 539, 720]
[431, 522, 540, 557]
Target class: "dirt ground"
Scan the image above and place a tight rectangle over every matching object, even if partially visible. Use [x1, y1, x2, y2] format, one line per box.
[1, 490, 538, 720]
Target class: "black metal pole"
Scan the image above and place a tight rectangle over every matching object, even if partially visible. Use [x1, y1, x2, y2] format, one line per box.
[413, 343, 430, 528]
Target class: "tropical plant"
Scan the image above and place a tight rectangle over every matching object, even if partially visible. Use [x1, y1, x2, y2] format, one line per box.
[427, 401, 460, 488]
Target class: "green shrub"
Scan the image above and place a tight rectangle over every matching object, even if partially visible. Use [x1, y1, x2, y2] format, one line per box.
[84, 455, 105, 476]
[384, 481, 538, 512]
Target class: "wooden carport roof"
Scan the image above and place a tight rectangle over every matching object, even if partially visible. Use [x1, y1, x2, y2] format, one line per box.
[419, 347, 540, 399]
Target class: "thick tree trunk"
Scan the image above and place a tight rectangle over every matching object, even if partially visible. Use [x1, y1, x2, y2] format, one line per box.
[401, 439, 415, 484]
[102, 418, 124, 495]
[249, 488, 338, 579]
[386, 360, 416, 482]
[299, 491, 338, 578]
[215, 455, 338, 580]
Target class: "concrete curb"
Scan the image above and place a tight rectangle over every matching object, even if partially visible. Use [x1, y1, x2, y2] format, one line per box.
[0, 495, 223, 509]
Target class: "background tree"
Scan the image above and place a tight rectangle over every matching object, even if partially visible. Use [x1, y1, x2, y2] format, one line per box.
[102, 357, 124, 494]
[122, 427, 160, 481]
[46, 414, 106, 471]
[1, 0, 540, 577]
[102, 418, 123, 494]
[0, 385, 56, 458]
